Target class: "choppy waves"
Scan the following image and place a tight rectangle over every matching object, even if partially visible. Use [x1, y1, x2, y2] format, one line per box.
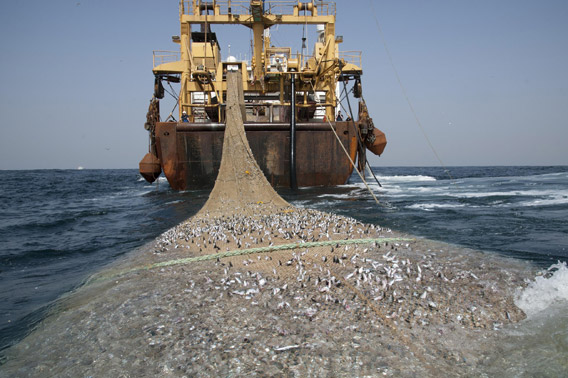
[354, 170, 568, 208]
[516, 262, 568, 317]
[302, 166, 568, 266]
[1, 166, 567, 354]
[375, 174, 437, 183]
[0, 169, 207, 352]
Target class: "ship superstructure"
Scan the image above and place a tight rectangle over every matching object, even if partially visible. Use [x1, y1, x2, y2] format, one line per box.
[139, 0, 386, 190]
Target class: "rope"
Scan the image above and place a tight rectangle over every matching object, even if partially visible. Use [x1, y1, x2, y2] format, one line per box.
[164, 81, 179, 101]
[368, 0, 454, 183]
[327, 119, 381, 204]
[166, 97, 179, 122]
[88, 237, 413, 284]
[338, 76, 384, 189]
[365, 160, 383, 188]
[341, 77, 364, 144]
[308, 81, 381, 205]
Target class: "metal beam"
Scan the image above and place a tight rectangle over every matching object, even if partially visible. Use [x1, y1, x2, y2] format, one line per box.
[290, 73, 297, 190]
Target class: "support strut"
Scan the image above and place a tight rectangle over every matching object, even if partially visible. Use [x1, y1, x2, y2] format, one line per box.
[290, 73, 298, 190]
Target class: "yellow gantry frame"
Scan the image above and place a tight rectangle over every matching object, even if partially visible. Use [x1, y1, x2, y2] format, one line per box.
[153, 1, 361, 122]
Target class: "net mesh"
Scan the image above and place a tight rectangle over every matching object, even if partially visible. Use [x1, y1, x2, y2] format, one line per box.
[197, 71, 291, 218]
[0, 71, 531, 376]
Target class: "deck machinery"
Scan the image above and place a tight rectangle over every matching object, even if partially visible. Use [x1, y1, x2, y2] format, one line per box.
[139, 0, 386, 190]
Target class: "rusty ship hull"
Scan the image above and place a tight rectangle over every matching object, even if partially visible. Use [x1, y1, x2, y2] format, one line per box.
[154, 121, 357, 190]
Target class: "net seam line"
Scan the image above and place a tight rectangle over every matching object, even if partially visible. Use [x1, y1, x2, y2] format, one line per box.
[87, 237, 414, 284]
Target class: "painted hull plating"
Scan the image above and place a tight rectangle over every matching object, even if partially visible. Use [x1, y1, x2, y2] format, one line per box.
[154, 121, 358, 190]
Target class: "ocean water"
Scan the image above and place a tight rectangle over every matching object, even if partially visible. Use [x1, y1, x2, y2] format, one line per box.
[295, 166, 568, 265]
[1, 166, 567, 366]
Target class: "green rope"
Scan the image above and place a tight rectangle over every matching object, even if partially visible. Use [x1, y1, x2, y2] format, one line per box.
[88, 237, 413, 284]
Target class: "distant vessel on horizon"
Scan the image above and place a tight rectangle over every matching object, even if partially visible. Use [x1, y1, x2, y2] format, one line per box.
[139, 0, 386, 190]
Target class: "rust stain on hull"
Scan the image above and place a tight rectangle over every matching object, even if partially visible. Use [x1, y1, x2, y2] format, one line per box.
[154, 122, 357, 190]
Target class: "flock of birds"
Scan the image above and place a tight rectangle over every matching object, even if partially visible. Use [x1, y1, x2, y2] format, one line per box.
[153, 208, 380, 254]
[148, 207, 465, 327]
[147, 205, 512, 332]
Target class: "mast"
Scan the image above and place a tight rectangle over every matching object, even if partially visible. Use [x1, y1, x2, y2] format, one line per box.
[151, 1, 363, 123]
[250, 1, 265, 83]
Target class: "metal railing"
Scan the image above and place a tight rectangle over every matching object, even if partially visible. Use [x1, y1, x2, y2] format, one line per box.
[181, 1, 335, 16]
[152, 49, 358, 71]
[153, 50, 181, 68]
[339, 50, 362, 68]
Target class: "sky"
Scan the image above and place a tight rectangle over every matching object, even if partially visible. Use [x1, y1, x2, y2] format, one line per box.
[0, 0, 567, 169]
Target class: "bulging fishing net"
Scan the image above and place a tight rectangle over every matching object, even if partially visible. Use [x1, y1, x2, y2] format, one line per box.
[197, 71, 291, 218]
[0, 70, 537, 378]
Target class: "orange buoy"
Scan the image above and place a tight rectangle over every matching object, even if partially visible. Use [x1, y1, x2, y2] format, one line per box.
[139, 153, 161, 183]
[365, 128, 387, 156]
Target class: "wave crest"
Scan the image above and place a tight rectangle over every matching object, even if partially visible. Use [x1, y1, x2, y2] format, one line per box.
[515, 262, 568, 317]
[377, 175, 436, 183]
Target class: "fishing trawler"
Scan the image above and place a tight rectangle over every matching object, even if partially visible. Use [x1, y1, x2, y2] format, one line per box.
[139, 0, 386, 190]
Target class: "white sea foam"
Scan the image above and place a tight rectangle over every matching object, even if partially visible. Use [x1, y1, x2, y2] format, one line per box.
[318, 193, 357, 200]
[528, 171, 568, 179]
[166, 200, 184, 205]
[514, 195, 568, 208]
[138, 175, 166, 183]
[376, 175, 436, 183]
[450, 188, 568, 198]
[406, 203, 468, 211]
[350, 182, 442, 197]
[515, 262, 568, 318]
[447, 189, 568, 208]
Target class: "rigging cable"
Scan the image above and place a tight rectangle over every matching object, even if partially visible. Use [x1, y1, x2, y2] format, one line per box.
[368, 0, 453, 182]
[308, 81, 381, 205]
[166, 101, 179, 122]
[338, 97, 384, 189]
[337, 79, 350, 104]
[161, 80, 179, 121]
[164, 81, 179, 101]
[341, 77, 383, 188]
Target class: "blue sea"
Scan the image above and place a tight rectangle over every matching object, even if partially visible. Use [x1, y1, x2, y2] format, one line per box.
[1, 166, 567, 356]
